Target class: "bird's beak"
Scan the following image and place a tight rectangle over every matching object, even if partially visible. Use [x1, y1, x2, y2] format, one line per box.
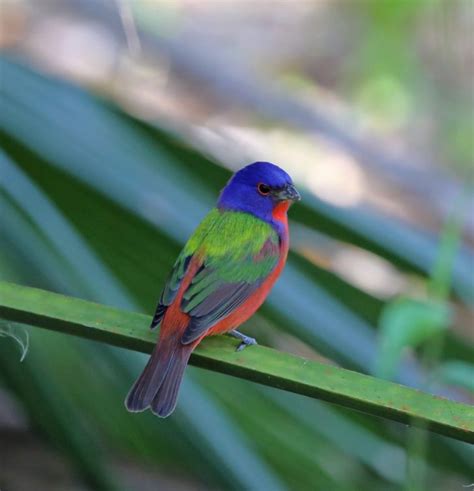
[274, 183, 301, 202]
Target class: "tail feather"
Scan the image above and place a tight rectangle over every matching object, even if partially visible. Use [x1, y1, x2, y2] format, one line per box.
[125, 337, 175, 412]
[151, 346, 193, 418]
[125, 337, 194, 416]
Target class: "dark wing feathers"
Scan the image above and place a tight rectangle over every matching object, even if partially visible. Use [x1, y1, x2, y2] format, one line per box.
[150, 254, 192, 329]
[181, 280, 263, 344]
[150, 303, 167, 329]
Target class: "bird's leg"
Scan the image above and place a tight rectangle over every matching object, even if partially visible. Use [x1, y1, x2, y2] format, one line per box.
[228, 330, 257, 352]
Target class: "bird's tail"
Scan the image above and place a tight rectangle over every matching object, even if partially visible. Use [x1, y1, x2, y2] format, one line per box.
[125, 335, 194, 418]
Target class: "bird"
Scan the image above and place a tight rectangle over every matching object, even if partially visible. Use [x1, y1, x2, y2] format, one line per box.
[125, 161, 300, 417]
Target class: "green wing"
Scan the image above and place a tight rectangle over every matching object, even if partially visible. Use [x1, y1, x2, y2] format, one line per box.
[151, 209, 280, 341]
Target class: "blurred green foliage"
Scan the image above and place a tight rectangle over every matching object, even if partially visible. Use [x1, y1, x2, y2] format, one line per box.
[433, 362, 474, 393]
[342, 0, 473, 175]
[0, 56, 473, 491]
[376, 196, 467, 380]
[375, 297, 451, 380]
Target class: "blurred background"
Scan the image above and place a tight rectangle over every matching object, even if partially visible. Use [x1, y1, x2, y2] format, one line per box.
[0, 0, 473, 490]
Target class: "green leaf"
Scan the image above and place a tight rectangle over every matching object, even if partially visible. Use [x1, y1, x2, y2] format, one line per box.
[0, 281, 472, 444]
[375, 297, 451, 379]
[429, 194, 469, 302]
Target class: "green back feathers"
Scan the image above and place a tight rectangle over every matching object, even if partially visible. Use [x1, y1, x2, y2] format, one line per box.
[184, 208, 279, 283]
[184, 208, 277, 259]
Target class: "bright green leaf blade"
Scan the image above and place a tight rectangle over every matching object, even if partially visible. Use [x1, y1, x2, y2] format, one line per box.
[0, 281, 472, 444]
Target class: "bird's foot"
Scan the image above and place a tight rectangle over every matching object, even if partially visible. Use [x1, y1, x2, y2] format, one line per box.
[228, 330, 257, 352]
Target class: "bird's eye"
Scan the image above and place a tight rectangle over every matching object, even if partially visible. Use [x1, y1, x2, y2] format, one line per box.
[257, 183, 271, 196]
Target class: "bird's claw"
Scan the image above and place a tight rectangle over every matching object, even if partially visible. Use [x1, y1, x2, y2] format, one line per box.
[236, 336, 257, 352]
[227, 329, 258, 351]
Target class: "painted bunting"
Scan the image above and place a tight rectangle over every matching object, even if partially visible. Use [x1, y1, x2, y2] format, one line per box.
[126, 162, 300, 417]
